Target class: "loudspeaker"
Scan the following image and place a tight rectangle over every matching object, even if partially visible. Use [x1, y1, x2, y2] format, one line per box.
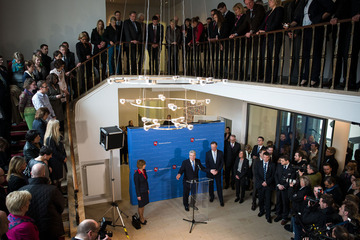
[100, 126, 124, 151]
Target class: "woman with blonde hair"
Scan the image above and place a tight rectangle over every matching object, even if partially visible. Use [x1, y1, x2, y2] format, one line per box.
[32, 54, 47, 80]
[91, 19, 107, 77]
[18, 78, 37, 129]
[44, 119, 67, 189]
[7, 156, 28, 193]
[6, 190, 39, 240]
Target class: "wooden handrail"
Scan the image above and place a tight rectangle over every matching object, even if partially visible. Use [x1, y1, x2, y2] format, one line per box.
[66, 97, 78, 192]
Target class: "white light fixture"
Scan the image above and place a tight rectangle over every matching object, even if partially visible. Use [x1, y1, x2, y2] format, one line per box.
[119, 99, 126, 104]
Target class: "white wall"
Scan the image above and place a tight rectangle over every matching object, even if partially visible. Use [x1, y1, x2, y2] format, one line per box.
[0, 0, 106, 61]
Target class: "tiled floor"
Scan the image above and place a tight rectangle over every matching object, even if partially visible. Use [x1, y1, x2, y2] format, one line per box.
[85, 165, 293, 240]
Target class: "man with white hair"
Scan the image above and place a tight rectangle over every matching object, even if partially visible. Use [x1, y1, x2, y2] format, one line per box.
[176, 150, 215, 211]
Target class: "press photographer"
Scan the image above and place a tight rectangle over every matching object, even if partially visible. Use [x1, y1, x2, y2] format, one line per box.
[72, 219, 112, 240]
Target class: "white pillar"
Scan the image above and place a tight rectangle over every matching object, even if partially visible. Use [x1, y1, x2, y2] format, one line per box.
[332, 121, 351, 174]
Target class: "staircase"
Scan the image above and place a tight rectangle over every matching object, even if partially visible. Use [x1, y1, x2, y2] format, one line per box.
[10, 122, 27, 158]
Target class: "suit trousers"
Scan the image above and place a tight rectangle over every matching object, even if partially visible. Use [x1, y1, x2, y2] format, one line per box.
[275, 189, 290, 220]
[235, 176, 246, 200]
[183, 182, 196, 207]
[258, 186, 272, 218]
[148, 46, 160, 74]
[209, 175, 224, 203]
[225, 162, 235, 187]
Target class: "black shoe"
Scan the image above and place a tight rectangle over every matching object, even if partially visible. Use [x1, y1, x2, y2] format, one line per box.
[185, 206, 189, 211]
[231, 185, 235, 190]
[284, 224, 292, 232]
[251, 204, 256, 211]
[209, 198, 214, 202]
[224, 185, 229, 189]
[220, 202, 224, 207]
[234, 198, 240, 202]
[258, 212, 265, 217]
[274, 216, 282, 222]
[239, 199, 244, 204]
[267, 217, 272, 223]
[140, 220, 147, 225]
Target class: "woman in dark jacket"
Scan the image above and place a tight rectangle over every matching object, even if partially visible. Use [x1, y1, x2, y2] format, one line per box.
[134, 159, 149, 225]
[32, 107, 50, 145]
[7, 156, 28, 193]
[76, 32, 92, 92]
[44, 119, 67, 189]
[257, 0, 284, 83]
[229, 3, 249, 80]
[46, 73, 64, 131]
[91, 19, 107, 76]
[23, 130, 42, 164]
[103, 17, 121, 75]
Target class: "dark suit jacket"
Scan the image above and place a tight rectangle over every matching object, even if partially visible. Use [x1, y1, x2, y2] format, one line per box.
[259, 7, 284, 32]
[254, 160, 276, 189]
[205, 150, 224, 178]
[147, 23, 164, 44]
[233, 158, 249, 179]
[224, 10, 236, 32]
[208, 21, 218, 39]
[65, 51, 76, 70]
[123, 19, 142, 45]
[275, 163, 296, 189]
[217, 22, 231, 39]
[245, 4, 266, 33]
[178, 158, 209, 183]
[134, 170, 149, 196]
[103, 25, 121, 45]
[231, 14, 249, 36]
[294, 0, 334, 25]
[76, 42, 91, 63]
[224, 142, 241, 166]
[251, 145, 265, 158]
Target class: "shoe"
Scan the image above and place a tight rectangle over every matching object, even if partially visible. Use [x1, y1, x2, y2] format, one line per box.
[284, 224, 292, 232]
[300, 79, 308, 86]
[258, 212, 265, 217]
[185, 206, 189, 211]
[281, 219, 288, 225]
[210, 197, 214, 202]
[234, 198, 240, 202]
[251, 204, 256, 211]
[274, 216, 282, 222]
[224, 185, 229, 189]
[220, 202, 224, 207]
[310, 80, 318, 87]
[267, 217, 272, 223]
[140, 220, 147, 225]
[239, 199, 244, 204]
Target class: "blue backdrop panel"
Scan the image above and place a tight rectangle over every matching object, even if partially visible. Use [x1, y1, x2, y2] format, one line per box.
[128, 122, 225, 205]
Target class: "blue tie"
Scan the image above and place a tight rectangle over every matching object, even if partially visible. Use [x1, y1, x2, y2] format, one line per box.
[264, 162, 267, 179]
[192, 161, 195, 171]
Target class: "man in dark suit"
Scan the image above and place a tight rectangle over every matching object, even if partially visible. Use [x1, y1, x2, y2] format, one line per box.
[224, 135, 241, 190]
[244, 0, 266, 81]
[217, 2, 235, 37]
[124, 11, 142, 75]
[255, 152, 276, 223]
[274, 155, 295, 225]
[208, 9, 219, 39]
[61, 42, 76, 70]
[205, 141, 224, 206]
[147, 15, 164, 75]
[251, 136, 266, 159]
[176, 150, 214, 211]
[250, 136, 266, 210]
[233, 151, 249, 203]
[40, 44, 52, 73]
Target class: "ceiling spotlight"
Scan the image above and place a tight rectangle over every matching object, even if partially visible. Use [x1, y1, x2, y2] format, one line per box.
[187, 125, 194, 130]
[205, 99, 211, 104]
[179, 117, 185, 122]
[136, 99, 142, 105]
[107, 78, 114, 84]
[143, 125, 150, 131]
[153, 119, 158, 124]
[159, 94, 166, 101]
[171, 105, 178, 111]
[154, 123, 160, 129]
[222, 79, 228, 84]
[174, 122, 180, 128]
[190, 99, 196, 105]
[200, 80, 206, 86]
[119, 99, 126, 104]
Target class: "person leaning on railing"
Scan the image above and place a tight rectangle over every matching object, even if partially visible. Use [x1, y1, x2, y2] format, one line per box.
[165, 19, 182, 75]
[103, 17, 122, 76]
[91, 20, 107, 79]
[284, 0, 334, 87]
[76, 32, 92, 92]
[256, 0, 284, 83]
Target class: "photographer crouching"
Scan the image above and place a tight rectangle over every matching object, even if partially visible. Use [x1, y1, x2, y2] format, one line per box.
[72, 218, 112, 240]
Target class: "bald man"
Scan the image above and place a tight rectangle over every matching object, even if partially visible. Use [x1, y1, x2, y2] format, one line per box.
[72, 219, 109, 240]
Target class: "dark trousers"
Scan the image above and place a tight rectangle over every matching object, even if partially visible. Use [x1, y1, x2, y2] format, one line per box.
[289, 32, 301, 83]
[261, 33, 282, 83]
[107, 44, 122, 75]
[231, 38, 246, 80]
[275, 189, 290, 220]
[209, 175, 224, 203]
[225, 162, 235, 187]
[235, 176, 246, 200]
[246, 36, 263, 81]
[125, 44, 142, 75]
[148, 46, 160, 74]
[183, 182, 196, 207]
[167, 45, 179, 75]
[258, 186, 272, 218]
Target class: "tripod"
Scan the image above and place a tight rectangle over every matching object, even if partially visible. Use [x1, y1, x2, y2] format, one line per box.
[100, 150, 130, 239]
[183, 180, 207, 233]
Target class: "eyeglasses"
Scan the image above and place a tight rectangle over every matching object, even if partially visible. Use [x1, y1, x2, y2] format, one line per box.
[41, 85, 48, 89]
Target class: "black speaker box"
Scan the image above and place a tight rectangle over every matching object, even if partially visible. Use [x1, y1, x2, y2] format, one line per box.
[100, 126, 124, 150]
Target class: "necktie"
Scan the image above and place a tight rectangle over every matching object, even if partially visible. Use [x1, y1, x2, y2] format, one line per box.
[132, 21, 138, 32]
[213, 151, 217, 164]
[250, 9, 254, 19]
[192, 161, 195, 171]
[264, 162, 267, 179]
[257, 146, 260, 154]
[153, 26, 157, 42]
[231, 143, 234, 148]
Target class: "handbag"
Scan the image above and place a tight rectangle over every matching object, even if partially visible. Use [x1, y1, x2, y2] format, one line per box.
[132, 213, 141, 230]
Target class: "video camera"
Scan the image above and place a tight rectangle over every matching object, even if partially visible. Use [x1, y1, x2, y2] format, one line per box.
[292, 164, 306, 173]
[98, 217, 113, 239]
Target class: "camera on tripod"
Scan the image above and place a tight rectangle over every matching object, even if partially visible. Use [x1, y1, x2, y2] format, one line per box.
[98, 217, 113, 239]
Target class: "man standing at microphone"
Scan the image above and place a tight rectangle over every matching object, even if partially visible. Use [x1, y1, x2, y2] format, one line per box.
[176, 150, 216, 211]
